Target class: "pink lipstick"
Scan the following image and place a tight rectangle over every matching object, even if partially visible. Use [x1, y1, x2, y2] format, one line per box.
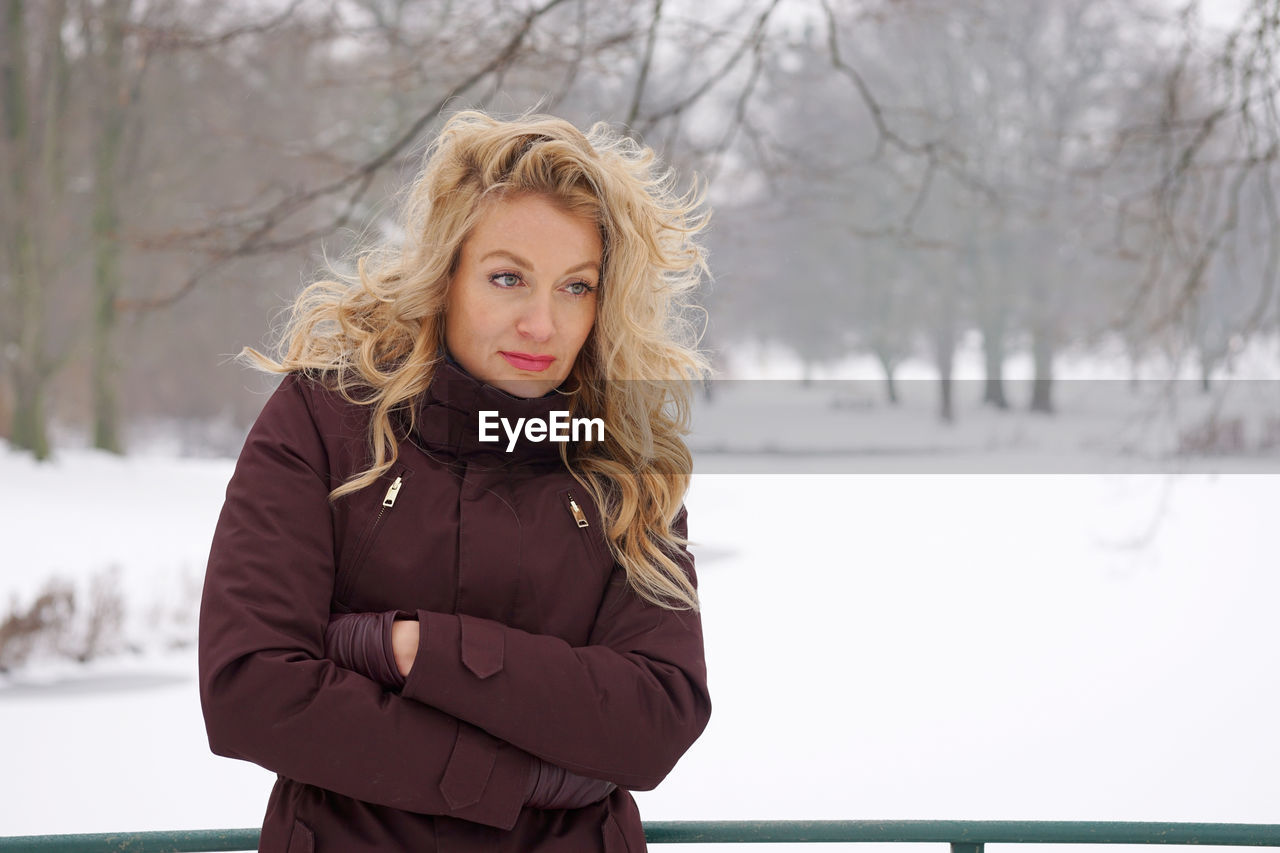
[500, 351, 555, 372]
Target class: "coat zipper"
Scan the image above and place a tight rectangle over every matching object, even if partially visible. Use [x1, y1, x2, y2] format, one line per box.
[383, 476, 403, 508]
[336, 472, 404, 605]
[363, 476, 402, 543]
[561, 488, 609, 566]
[567, 493, 589, 528]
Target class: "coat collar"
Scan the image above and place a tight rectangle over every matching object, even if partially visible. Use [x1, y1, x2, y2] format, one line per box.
[414, 360, 567, 465]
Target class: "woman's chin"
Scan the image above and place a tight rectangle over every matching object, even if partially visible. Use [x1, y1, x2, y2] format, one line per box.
[488, 375, 557, 399]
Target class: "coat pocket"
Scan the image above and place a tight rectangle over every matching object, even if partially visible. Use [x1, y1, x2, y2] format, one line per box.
[334, 464, 410, 605]
[285, 819, 314, 853]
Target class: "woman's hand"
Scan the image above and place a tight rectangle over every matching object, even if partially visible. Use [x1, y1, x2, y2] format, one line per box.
[324, 611, 415, 689]
[391, 617, 419, 678]
[325, 612, 615, 811]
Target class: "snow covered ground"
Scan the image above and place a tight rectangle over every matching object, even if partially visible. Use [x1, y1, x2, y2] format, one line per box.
[2, 363, 1278, 849]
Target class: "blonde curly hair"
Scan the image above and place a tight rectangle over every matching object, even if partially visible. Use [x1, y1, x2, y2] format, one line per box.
[245, 109, 711, 611]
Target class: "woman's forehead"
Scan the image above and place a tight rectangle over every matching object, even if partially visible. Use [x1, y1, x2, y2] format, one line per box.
[464, 194, 603, 266]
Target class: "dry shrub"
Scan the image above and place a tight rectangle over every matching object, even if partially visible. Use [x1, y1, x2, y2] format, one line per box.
[74, 566, 125, 662]
[0, 579, 75, 672]
[146, 563, 203, 650]
[1177, 416, 1246, 455]
[1260, 417, 1280, 452]
[0, 566, 127, 672]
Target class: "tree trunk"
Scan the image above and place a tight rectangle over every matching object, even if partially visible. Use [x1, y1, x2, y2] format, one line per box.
[938, 366, 954, 422]
[1030, 324, 1054, 414]
[8, 222, 52, 457]
[2, 0, 44, 456]
[1127, 339, 1141, 394]
[934, 274, 958, 423]
[875, 349, 899, 405]
[10, 367, 49, 459]
[90, 237, 123, 452]
[0, 380, 10, 440]
[982, 325, 1008, 409]
[89, 2, 128, 454]
[1198, 348, 1214, 394]
[972, 236, 1008, 410]
[2, 0, 68, 459]
[935, 328, 955, 423]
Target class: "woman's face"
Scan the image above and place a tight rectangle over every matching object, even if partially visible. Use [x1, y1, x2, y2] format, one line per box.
[445, 193, 602, 398]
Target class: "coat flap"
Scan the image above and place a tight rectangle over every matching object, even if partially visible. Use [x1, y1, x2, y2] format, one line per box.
[459, 614, 506, 679]
[439, 724, 499, 810]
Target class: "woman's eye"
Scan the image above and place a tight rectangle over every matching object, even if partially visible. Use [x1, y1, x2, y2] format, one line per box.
[491, 273, 522, 288]
[564, 281, 596, 297]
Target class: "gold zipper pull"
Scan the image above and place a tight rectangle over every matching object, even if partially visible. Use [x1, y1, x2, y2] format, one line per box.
[382, 476, 403, 508]
[567, 494, 589, 528]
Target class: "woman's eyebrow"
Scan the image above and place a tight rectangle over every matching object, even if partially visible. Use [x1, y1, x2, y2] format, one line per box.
[480, 249, 533, 268]
[479, 249, 600, 276]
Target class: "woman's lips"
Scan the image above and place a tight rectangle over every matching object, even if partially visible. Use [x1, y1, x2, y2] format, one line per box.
[500, 351, 556, 372]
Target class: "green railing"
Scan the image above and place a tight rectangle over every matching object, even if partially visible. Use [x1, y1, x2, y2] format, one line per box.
[2, 821, 1279, 852]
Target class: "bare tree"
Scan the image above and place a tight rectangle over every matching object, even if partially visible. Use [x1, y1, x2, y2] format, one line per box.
[1, 0, 317, 455]
[0, 0, 785, 456]
[1, 0, 77, 458]
[1109, 0, 1279, 367]
[85, 0, 133, 453]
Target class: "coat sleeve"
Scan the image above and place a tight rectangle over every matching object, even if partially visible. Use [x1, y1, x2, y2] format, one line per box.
[400, 512, 712, 792]
[198, 375, 533, 830]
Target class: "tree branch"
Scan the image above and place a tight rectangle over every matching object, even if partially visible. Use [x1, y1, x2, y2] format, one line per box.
[626, 0, 662, 127]
[121, 0, 574, 312]
[634, 0, 781, 135]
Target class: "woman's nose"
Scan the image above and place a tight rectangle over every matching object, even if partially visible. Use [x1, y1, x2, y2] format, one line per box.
[515, 291, 555, 342]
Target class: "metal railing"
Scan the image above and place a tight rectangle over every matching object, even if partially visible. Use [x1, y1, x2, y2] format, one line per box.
[2, 821, 1279, 852]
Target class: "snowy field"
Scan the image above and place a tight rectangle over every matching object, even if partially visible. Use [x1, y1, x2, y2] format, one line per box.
[2, 358, 1278, 850]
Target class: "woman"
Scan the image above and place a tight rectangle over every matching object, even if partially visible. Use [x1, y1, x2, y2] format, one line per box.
[198, 110, 712, 853]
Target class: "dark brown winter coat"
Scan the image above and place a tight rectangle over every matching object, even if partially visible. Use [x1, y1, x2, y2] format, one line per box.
[198, 363, 710, 852]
